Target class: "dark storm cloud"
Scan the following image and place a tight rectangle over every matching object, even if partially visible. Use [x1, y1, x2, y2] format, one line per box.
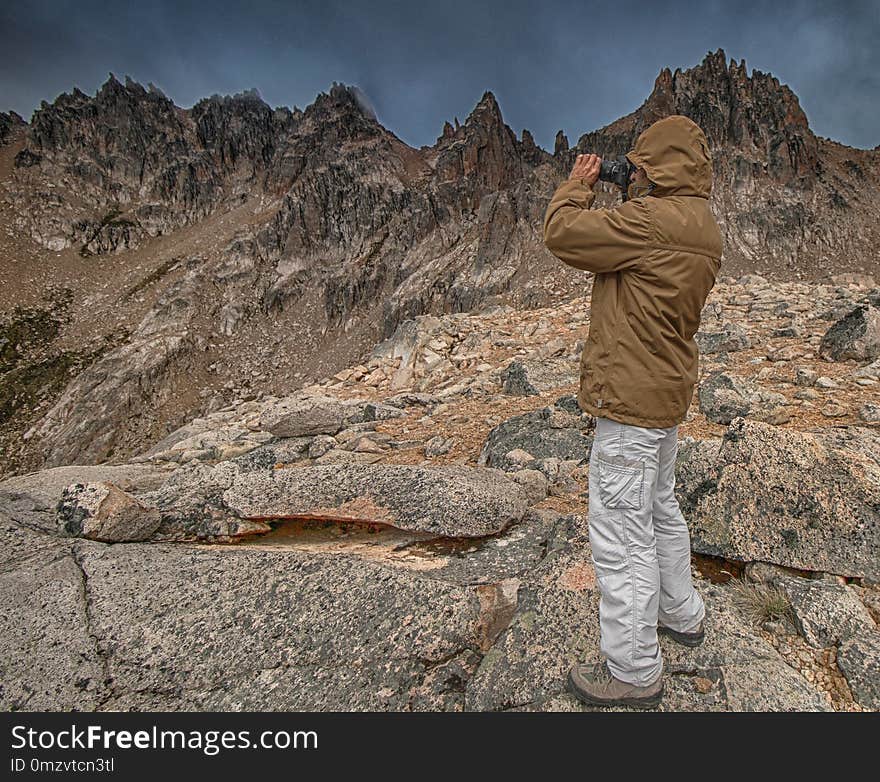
[1, 0, 877, 151]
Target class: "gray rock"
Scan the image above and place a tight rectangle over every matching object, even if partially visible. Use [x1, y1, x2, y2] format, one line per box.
[260, 394, 348, 437]
[382, 392, 441, 408]
[219, 462, 530, 537]
[837, 632, 880, 710]
[0, 508, 72, 572]
[500, 360, 538, 395]
[308, 435, 337, 458]
[795, 368, 818, 387]
[819, 304, 880, 362]
[775, 575, 875, 647]
[57, 538, 489, 711]
[404, 509, 563, 587]
[478, 407, 592, 472]
[140, 420, 269, 463]
[345, 400, 407, 424]
[510, 357, 579, 394]
[509, 469, 550, 504]
[0, 463, 176, 533]
[698, 372, 751, 423]
[56, 482, 162, 542]
[135, 461, 272, 541]
[821, 401, 848, 418]
[854, 359, 880, 381]
[858, 403, 880, 423]
[230, 438, 313, 469]
[553, 394, 583, 415]
[676, 419, 880, 579]
[851, 584, 880, 625]
[424, 435, 454, 457]
[698, 372, 788, 425]
[312, 448, 384, 465]
[505, 448, 536, 469]
[696, 322, 752, 354]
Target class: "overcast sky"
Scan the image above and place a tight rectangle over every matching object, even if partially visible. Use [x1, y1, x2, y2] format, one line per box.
[1, 0, 877, 151]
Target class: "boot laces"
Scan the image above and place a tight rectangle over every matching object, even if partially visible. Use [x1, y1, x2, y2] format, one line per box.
[592, 660, 613, 685]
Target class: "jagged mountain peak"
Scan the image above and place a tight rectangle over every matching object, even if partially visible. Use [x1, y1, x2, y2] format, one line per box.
[576, 47, 820, 185]
[95, 72, 174, 106]
[436, 88, 513, 150]
[192, 88, 273, 114]
[476, 89, 501, 110]
[463, 89, 504, 129]
[306, 81, 380, 124]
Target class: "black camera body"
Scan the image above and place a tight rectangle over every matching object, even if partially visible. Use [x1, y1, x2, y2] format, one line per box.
[598, 155, 636, 192]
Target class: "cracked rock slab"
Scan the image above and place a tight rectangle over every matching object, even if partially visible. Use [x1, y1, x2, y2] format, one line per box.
[0, 538, 104, 710]
[74, 540, 488, 710]
[222, 462, 530, 537]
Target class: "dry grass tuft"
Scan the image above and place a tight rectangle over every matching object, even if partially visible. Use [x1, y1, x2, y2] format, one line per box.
[727, 577, 795, 626]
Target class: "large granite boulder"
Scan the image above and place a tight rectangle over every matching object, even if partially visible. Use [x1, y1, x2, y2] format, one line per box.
[56, 482, 162, 542]
[676, 419, 880, 579]
[140, 460, 530, 538]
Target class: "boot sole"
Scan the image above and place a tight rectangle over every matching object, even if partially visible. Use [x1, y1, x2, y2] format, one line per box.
[658, 625, 705, 647]
[566, 671, 664, 710]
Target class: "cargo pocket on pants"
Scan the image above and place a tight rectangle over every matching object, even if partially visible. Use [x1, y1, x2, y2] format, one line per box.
[596, 451, 645, 510]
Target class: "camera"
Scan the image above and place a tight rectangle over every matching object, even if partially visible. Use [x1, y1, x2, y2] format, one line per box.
[598, 155, 635, 191]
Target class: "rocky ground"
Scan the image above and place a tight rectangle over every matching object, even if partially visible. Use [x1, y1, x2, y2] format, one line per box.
[2, 49, 879, 480]
[1, 271, 878, 711]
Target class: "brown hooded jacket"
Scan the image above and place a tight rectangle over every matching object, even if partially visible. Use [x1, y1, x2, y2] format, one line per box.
[543, 115, 722, 427]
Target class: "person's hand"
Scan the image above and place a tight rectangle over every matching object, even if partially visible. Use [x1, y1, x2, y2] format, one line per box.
[569, 153, 601, 187]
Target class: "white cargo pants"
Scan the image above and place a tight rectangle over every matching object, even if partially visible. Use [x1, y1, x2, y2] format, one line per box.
[587, 416, 705, 686]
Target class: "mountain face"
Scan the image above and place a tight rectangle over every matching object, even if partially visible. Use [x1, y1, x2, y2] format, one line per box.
[1, 48, 878, 475]
[576, 50, 879, 276]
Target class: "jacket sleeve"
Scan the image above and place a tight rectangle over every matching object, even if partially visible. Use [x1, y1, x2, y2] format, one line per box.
[543, 178, 652, 273]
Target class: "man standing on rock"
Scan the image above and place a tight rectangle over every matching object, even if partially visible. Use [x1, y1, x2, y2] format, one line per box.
[543, 115, 722, 709]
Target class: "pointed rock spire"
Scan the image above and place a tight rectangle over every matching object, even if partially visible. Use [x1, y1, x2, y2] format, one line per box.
[554, 130, 569, 156]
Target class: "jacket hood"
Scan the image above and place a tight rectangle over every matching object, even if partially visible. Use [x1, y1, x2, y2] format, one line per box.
[626, 115, 712, 198]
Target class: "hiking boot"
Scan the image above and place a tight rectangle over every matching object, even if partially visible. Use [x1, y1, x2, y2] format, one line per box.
[566, 661, 663, 709]
[658, 620, 705, 647]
